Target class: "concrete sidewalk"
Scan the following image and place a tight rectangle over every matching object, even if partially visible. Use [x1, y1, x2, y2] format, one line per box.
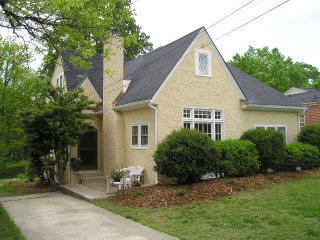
[0, 192, 178, 240]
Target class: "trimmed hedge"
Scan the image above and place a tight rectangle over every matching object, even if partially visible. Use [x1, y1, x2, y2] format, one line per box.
[241, 128, 285, 170]
[276, 143, 320, 171]
[154, 129, 217, 184]
[298, 124, 320, 149]
[214, 140, 260, 177]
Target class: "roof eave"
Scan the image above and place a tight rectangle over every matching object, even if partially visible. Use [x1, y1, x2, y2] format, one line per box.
[243, 103, 305, 112]
[114, 100, 150, 111]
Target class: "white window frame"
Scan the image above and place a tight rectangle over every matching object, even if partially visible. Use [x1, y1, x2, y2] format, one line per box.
[195, 49, 212, 77]
[254, 124, 288, 143]
[131, 123, 149, 149]
[298, 114, 305, 131]
[56, 74, 64, 87]
[182, 108, 224, 140]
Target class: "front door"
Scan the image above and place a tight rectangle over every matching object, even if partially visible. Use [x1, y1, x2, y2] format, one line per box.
[77, 128, 98, 170]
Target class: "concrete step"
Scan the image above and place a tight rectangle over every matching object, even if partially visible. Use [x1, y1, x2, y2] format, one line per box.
[81, 176, 106, 185]
[74, 170, 104, 179]
[59, 184, 110, 201]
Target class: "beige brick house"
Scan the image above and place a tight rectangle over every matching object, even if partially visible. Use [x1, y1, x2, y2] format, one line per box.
[52, 27, 304, 185]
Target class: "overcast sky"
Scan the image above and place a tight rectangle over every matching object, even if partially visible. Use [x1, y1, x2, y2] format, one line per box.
[1, 0, 319, 69]
[133, 0, 320, 68]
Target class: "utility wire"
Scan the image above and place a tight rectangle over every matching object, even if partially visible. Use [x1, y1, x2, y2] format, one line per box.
[105, 0, 256, 89]
[106, 0, 291, 94]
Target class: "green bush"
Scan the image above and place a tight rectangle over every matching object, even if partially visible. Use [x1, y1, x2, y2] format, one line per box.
[298, 124, 320, 149]
[241, 128, 285, 170]
[176, 187, 187, 197]
[214, 140, 260, 177]
[276, 143, 320, 171]
[154, 129, 217, 184]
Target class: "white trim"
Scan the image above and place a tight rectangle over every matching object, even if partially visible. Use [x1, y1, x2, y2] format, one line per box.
[254, 124, 288, 143]
[298, 113, 305, 132]
[195, 49, 212, 77]
[115, 100, 150, 111]
[79, 77, 102, 102]
[182, 107, 225, 141]
[130, 123, 149, 150]
[244, 103, 305, 111]
[151, 28, 202, 102]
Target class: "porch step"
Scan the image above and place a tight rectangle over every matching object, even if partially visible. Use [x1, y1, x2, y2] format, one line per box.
[80, 176, 106, 185]
[59, 184, 109, 201]
[74, 170, 104, 179]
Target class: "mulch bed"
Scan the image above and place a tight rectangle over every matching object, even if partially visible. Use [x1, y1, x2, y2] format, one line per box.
[112, 169, 320, 208]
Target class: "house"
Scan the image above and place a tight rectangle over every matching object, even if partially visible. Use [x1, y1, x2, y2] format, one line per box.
[285, 87, 320, 127]
[51, 27, 304, 185]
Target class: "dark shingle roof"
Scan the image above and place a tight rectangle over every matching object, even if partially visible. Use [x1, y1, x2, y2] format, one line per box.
[116, 27, 202, 106]
[62, 52, 103, 98]
[61, 27, 301, 109]
[227, 63, 302, 107]
[287, 90, 320, 104]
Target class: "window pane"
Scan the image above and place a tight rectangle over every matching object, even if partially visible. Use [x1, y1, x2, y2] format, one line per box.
[141, 125, 148, 135]
[195, 122, 212, 138]
[132, 126, 138, 146]
[132, 136, 138, 145]
[183, 122, 191, 129]
[141, 136, 148, 146]
[215, 123, 222, 140]
[194, 109, 211, 119]
[299, 114, 305, 129]
[183, 109, 191, 118]
[199, 53, 208, 75]
[215, 110, 222, 120]
[141, 125, 148, 146]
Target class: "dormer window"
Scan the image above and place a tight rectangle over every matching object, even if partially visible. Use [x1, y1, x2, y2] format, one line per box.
[195, 50, 212, 77]
[56, 74, 64, 87]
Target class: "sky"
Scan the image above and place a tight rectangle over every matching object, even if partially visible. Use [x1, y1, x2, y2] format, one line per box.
[133, 0, 320, 68]
[1, 0, 319, 70]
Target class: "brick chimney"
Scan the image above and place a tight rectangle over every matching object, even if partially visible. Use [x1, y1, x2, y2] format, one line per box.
[102, 35, 125, 175]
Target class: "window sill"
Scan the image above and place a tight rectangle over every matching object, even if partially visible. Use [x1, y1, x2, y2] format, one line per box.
[130, 146, 149, 150]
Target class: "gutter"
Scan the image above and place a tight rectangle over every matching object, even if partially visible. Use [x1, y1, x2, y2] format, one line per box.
[243, 103, 305, 111]
[149, 101, 159, 184]
[114, 100, 150, 111]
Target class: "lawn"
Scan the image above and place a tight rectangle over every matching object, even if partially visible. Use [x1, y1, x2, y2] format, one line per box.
[0, 160, 28, 179]
[94, 176, 320, 240]
[0, 204, 25, 240]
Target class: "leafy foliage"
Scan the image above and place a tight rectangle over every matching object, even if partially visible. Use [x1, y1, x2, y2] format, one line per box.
[214, 140, 260, 177]
[0, 0, 152, 76]
[241, 128, 285, 170]
[0, 37, 47, 171]
[298, 124, 320, 149]
[276, 143, 320, 171]
[231, 46, 320, 92]
[154, 129, 217, 184]
[24, 87, 94, 185]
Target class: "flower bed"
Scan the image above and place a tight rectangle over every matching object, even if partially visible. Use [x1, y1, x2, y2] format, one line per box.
[111, 169, 320, 208]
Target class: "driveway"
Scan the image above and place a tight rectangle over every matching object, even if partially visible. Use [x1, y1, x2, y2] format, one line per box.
[0, 192, 178, 240]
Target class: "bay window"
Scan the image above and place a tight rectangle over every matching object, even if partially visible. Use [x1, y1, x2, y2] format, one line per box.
[182, 108, 224, 141]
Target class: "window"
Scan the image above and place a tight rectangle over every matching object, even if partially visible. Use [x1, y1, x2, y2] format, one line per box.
[56, 74, 64, 87]
[255, 125, 287, 143]
[299, 114, 305, 130]
[195, 50, 212, 77]
[182, 108, 224, 141]
[131, 124, 148, 149]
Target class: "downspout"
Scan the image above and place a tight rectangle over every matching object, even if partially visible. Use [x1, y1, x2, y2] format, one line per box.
[149, 101, 159, 184]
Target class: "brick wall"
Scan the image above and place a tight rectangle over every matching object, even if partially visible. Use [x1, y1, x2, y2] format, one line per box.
[306, 103, 320, 124]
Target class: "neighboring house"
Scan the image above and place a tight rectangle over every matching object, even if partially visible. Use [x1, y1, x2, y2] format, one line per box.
[51, 27, 304, 185]
[285, 87, 320, 127]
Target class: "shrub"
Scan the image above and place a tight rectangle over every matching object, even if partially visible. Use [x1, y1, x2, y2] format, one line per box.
[241, 128, 285, 170]
[176, 187, 187, 197]
[214, 140, 260, 177]
[154, 129, 218, 184]
[298, 124, 320, 149]
[110, 170, 123, 182]
[276, 143, 320, 171]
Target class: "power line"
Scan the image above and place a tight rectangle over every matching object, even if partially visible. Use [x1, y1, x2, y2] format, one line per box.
[214, 0, 291, 41]
[105, 0, 256, 89]
[106, 0, 291, 95]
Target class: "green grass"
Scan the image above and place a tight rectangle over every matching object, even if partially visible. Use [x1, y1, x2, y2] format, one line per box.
[0, 204, 25, 240]
[0, 161, 28, 179]
[94, 177, 320, 240]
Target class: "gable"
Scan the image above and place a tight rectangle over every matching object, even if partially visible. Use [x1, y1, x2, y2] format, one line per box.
[79, 78, 102, 103]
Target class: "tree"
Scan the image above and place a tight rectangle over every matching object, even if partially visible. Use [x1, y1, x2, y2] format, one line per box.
[0, 37, 47, 171]
[24, 87, 94, 185]
[0, 0, 153, 76]
[230, 46, 320, 92]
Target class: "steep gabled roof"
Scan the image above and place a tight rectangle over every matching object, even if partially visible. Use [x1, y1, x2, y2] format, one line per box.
[227, 63, 302, 107]
[62, 52, 103, 98]
[116, 27, 203, 106]
[287, 89, 320, 104]
[61, 27, 301, 109]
